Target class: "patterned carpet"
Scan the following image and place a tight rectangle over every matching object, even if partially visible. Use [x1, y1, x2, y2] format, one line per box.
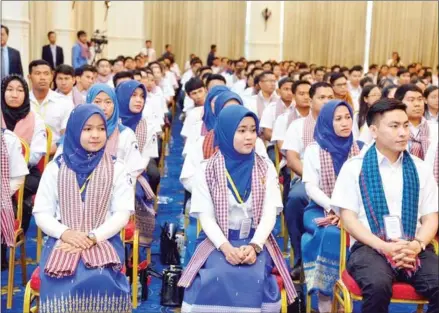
[1, 111, 424, 313]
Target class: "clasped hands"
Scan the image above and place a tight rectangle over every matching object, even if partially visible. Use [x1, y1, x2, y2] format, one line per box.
[57, 229, 94, 254]
[381, 238, 422, 269]
[220, 242, 257, 266]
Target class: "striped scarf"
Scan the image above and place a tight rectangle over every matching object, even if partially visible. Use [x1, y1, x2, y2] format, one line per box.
[302, 114, 317, 149]
[202, 130, 218, 159]
[409, 120, 430, 160]
[359, 145, 420, 276]
[287, 108, 300, 127]
[1, 111, 35, 145]
[1, 133, 15, 247]
[135, 118, 148, 153]
[256, 92, 279, 118]
[178, 152, 297, 304]
[319, 142, 360, 198]
[274, 99, 292, 121]
[105, 126, 120, 157]
[44, 153, 122, 278]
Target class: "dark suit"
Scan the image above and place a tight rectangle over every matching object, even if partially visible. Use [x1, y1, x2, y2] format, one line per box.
[42, 45, 64, 69]
[3, 47, 23, 77]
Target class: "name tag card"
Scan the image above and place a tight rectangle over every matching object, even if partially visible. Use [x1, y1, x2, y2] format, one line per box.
[239, 218, 252, 239]
[383, 215, 403, 240]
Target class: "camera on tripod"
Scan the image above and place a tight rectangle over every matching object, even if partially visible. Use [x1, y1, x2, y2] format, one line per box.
[90, 29, 108, 54]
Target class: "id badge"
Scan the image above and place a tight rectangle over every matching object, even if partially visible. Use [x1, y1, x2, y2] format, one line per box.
[239, 218, 252, 239]
[383, 215, 403, 240]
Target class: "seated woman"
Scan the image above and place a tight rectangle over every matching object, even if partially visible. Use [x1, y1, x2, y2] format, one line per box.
[33, 104, 133, 313]
[301, 100, 362, 313]
[1, 128, 29, 269]
[1, 75, 46, 233]
[56, 84, 144, 179]
[178, 105, 296, 313]
[116, 80, 158, 246]
[181, 90, 268, 193]
[352, 84, 381, 145]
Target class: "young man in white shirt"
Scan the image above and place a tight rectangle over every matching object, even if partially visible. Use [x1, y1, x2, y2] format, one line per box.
[395, 84, 436, 160]
[95, 58, 114, 88]
[281, 81, 334, 279]
[54, 64, 75, 100]
[73, 65, 96, 106]
[28, 60, 74, 154]
[244, 71, 279, 118]
[348, 65, 363, 112]
[181, 77, 207, 143]
[331, 98, 438, 313]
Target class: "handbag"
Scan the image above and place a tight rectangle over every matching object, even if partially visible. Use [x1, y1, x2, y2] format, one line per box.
[160, 265, 184, 307]
[160, 223, 181, 265]
[287, 282, 306, 313]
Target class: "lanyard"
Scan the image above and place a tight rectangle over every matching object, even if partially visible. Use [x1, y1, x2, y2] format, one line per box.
[79, 174, 93, 194]
[225, 169, 245, 204]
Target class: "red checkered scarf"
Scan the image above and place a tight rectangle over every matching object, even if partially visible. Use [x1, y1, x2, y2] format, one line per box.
[274, 99, 289, 121]
[1, 112, 35, 145]
[434, 145, 439, 184]
[135, 118, 148, 153]
[319, 142, 361, 198]
[200, 122, 209, 136]
[409, 119, 430, 160]
[302, 114, 317, 149]
[105, 126, 120, 157]
[178, 152, 297, 304]
[1, 135, 16, 247]
[256, 92, 279, 118]
[202, 130, 218, 160]
[44, 153, 122, 278]
[287, 108, 300, 126]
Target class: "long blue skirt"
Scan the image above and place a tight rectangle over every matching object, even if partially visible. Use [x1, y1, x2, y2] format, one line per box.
[182, 229, 281, 313]
[39, 235, 132, 313]
[301, 201, 340, 296]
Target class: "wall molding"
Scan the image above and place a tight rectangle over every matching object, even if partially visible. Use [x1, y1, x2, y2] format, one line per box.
[1, 18, 31, 25]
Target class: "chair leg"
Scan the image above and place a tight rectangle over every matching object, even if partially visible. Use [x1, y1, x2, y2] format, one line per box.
[416, 304, 424, 313]
[147, 247, 151, 264]
[36, 228, 43, 263]
[20, 235, 27, 285]
[281, 289, 287, 313]
[23, 281, 32, 313]
[306, 292, 311, 313]
[132, 230, 139, 309]
[7, 246, 16, 309]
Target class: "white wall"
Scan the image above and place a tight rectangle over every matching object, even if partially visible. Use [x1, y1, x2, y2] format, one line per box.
[106, 1, 144, 58]
[245, 1, 283, 61]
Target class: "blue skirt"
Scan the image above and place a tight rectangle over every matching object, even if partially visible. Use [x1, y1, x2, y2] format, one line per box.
[301, 201, 340, 296]
[182, 229, 281, 313]
[39, 235, 132, 313]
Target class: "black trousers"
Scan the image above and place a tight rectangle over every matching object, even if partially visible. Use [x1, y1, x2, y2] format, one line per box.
[347, 242, 439, 313]
[21, 166, 41, 234]
[146, 159, 161, 195]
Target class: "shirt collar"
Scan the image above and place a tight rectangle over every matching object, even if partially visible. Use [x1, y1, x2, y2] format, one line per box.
[375, 147, 404, 167]
[30, 89, 56, 105]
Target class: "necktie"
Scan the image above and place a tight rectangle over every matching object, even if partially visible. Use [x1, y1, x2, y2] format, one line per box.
[1, 47, 6, 79]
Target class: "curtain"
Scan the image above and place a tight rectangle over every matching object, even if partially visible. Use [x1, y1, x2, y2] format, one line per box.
[369, 1, 438, 67]
[283, 1, 367, 67]
[144, 1, 246, 68]
[29, 1, 53, 61]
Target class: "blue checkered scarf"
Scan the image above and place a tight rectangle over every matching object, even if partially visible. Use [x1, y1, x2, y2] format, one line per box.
[359, 144, 420, 275]
[360, 144, 419, 240]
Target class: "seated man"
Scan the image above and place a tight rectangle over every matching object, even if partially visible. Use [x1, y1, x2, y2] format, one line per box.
[332, 98, 438, 313]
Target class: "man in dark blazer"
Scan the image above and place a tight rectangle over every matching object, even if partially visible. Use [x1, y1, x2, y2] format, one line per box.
[42, 31, 64, 70]
[1, 24, 23, 78]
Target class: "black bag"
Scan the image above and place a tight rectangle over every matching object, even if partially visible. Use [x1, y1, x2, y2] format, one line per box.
[287, 282, 306, 313]
[160, 223, 181, 265]
[139, 264, 162, 302]
[160, 265, 184, 307]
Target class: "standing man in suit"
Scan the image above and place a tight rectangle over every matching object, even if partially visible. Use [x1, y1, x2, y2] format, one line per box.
[1, 24, 23, 78]
[41, 31, 64, 70]
[71, 30, 90, 69]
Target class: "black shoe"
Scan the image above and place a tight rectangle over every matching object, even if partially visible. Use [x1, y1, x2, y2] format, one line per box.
[290, 264, 302, 281]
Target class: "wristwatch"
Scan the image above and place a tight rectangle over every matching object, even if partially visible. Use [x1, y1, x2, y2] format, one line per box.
[414, 238, 426, 251]
[249, 243, 262, 254]
[87, 231, 97, 245]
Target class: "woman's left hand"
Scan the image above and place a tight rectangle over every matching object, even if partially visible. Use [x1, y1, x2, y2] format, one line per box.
[240, 245, 257, 265]
[56, 242, 83, 254]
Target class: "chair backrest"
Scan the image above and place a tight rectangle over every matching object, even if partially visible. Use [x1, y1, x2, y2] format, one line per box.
[36, 126, 52, 173]
[16, 138, 30, 227]
[274, 144, 280, 174]
[339, 225, 350, 277]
